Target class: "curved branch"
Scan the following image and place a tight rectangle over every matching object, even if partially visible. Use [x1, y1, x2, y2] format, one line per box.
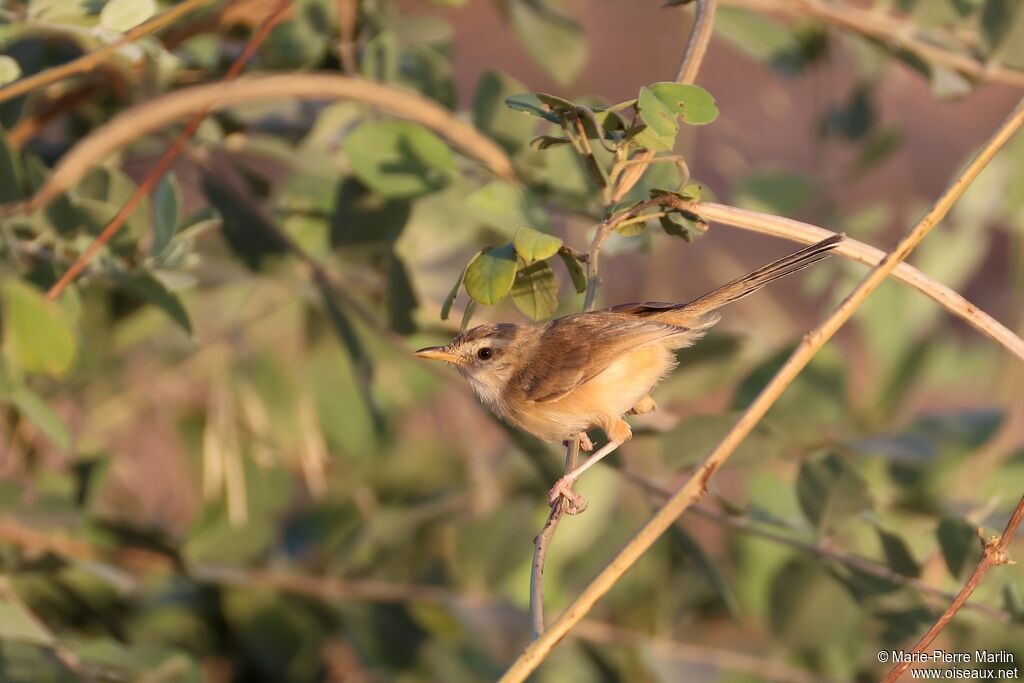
[723, 0, 1024, 89]
[499, 96, 1024, 683]
[42, 0, 294, 300]
[0, 0, 218, 105]
[693, 201, 1024, 364]
[882, 494, 1024, 682]
[27, 73, 515, 213]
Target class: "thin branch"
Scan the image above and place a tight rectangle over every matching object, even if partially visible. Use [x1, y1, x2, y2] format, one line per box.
[498, 96, 1024, 683]
[573, 621, 842, 683]
[335, 0, 360, 75]
[611, 0, 718, 203]
[621, 470, 1011, 623]
[525, 2, 719, 631]
[723, 0, 1024, 89]
[882, 494, 1024, 682]
[42, 0, 293, 301]
[0, 0, 218, 106]
[0, 515, 830, 683]
[530, 436, 580, 638]
[675, 0, 720, 83]
[690, 201, 1024, 364]
[26, 72, 515, 215]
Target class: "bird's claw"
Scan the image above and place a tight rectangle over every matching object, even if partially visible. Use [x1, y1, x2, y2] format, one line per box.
[548, 475, 588, 515]
[579, 433, 594, 452]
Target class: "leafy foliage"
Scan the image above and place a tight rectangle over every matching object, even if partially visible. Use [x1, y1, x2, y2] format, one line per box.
[0, 0, 1022, 681]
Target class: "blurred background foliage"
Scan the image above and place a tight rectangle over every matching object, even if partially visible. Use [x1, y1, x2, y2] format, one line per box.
[0, 0, 1023, 681]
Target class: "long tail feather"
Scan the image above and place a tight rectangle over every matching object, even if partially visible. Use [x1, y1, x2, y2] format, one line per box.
[646, 233, 844, 329]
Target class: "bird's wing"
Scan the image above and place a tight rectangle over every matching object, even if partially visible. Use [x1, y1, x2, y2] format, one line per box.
[513, 313, 692, 404]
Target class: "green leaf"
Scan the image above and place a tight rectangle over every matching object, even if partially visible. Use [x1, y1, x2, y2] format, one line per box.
[151, 173, 182, 255]
[474, 71, 536, 154]
[796, 452, 872, 532]
[344, 120, 456, 198]
[648, 82, 719, 125]
[0, 127, 24, 204]
[0, 581, 56, 647]
[668, 524, 740, 620]
[1004, 583, 1024, 623]
[659, 213, 697, 241]
[557, 248, 587, 293]
[464, 244, 518, 305]
[1, 280, 76, 377]
[531, 135, 572, 149]
[734, 169, 814, 215]
[113, 273, 192, 334]
[637, 86, 678, 138]
[8, 386, 70, 450]
[937, 517, 980, 580]
[508, 0, 588, 87]
[441, 266, 466, 321]
[630, 126, 677, 152]
[714, 8, 820, 74]
[100, 0, 156, 31]
[510, 260, 558, 320]
[466, 180, 549, 234]
[981, 0, 1018, 53]
[0, 56, 21, 86]
[876, 526, 921, 578]
[513, 226, 563, 263]
[387, 252, 418, 334]
[505, 93, 562, 123]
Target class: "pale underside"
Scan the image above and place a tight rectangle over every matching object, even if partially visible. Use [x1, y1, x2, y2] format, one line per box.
[496, 341, 683, 442]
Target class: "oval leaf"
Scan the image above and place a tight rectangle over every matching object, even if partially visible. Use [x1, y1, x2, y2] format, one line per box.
[511, 260, 558, 320]
[648, 82, 719, 125]
[1, 280, 77, 377]
[637, 86, 677, 138]
[464, 244, 518, 305]
[100, 0, 156, 31]
[513, 226, 562, 263]
[344, 120, 456, 198]
[0, 56, 21, 86]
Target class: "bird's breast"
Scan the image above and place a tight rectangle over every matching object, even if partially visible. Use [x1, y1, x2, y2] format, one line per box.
[498, 342, 679, 442]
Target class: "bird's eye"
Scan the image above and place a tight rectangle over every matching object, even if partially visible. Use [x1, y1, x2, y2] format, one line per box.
[477, 347, 493, 360]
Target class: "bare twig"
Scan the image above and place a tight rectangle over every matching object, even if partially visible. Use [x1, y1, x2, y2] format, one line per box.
[0, 515, 829, 683]
[690, 200, 1024, 364]
[0, 0, 217, 106]
[881, 494, 1024, 682]
[611, 0, 719, 204]
[43, 0, 293, 301]
[530, 436, 580, 638]
[621, 470, 1010, 623]
[723, 0, 1024, 89]
[574, 620, 841, 683]
[525, 1, 720, 633]
[335, 0, 359, 75]
[499, 96, 1024, 683]
[27, 73, 515, 215]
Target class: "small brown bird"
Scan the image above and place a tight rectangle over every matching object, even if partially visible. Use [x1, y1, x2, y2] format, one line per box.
[416, 234, 843, 509]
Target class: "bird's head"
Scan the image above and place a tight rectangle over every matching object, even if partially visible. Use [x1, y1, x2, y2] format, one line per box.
[414, 323, 523, 406]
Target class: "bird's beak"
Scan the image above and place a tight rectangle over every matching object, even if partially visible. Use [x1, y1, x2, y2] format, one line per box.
[414, 346, 462, 364]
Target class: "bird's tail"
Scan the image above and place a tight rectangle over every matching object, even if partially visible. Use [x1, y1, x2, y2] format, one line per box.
[647, 233, 844, 329]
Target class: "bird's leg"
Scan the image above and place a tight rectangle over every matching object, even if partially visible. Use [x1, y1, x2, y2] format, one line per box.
[548, 418, 631, 513]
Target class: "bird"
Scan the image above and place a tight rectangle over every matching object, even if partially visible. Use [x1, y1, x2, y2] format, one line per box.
[415, 234, 844, 511]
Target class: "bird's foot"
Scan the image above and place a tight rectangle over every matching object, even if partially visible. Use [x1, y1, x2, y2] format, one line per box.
[563, 433, 594, 452]
[548, 475, 588, 515]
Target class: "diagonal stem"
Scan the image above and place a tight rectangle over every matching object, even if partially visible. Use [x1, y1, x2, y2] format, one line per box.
[500, 95, 1024, 683]
[43, 0, 293, 301]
